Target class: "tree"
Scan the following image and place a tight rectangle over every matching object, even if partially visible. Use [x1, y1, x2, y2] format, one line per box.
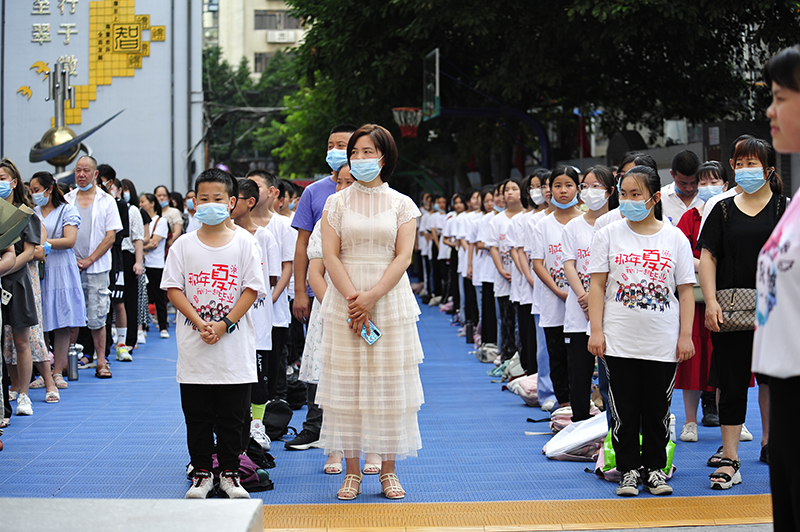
[263, 0, 800, 184]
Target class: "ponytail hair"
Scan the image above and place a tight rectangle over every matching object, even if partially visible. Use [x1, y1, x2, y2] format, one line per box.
[31, 171, 66, 208]
[623, 165, 662, 221]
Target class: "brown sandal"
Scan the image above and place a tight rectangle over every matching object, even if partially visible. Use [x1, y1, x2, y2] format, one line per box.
[95, 363, 112, 379]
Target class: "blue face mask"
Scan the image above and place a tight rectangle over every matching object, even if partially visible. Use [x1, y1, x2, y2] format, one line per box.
[350, 157, 383, 183]
[288, 199, 297, 210]
[551, 196, 578, 210]
[619, 198, 654, 222]
[123, 191, 131, 203]
[735, 167, 768, 194]
[159, 200, 169, 208]
[185, 198, 194, 211]
[77, 182, 93, 192]
[433, 205, 443, 213]
[697, 185, 724, 203]
[193, 202, 230, 226]
[0, 181, 13, 199]
[326, 149, 348, 172]
[493, 205, 505, 213]
[33, 191, 49, 207]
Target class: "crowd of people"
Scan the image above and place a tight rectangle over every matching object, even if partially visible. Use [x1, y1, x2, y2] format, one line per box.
[0, 44, 797, 528]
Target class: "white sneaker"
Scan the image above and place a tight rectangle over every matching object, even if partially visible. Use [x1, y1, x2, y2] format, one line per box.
[116, 344, 133, 362]
[740, 424, 753, 442]
[250, 419, 271, 451]
[8, 390, 18, 402]
[160, 329, 170, 339]
[541, 399, 556, 412]
[111, 329, 118, 344]
[137, 330, 147, 344]
[428, 295, 442, 307]
[218, 470, 250, 499]
[16, 393, 33, 416]
[185, 470, 215, 499]
[680, 422, 698, 442]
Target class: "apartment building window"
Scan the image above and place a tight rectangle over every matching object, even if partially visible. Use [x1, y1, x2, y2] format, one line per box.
[254, 10, 300, 30]
[254, 10, 279, 30]
[254, 52, 273, 73]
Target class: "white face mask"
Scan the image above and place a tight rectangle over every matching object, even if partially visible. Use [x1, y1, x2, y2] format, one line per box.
[580, 188, 609, 211]
[529, 188, 546, 205]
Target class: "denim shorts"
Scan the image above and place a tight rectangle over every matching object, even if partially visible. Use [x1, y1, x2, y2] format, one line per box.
[80, 270, 110, 330]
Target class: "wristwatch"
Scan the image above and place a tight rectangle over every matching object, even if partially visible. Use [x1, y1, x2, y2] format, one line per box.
[221, 316, 236, 334]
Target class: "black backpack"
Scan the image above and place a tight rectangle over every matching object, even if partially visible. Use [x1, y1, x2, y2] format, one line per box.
[263, 399, 294, 441]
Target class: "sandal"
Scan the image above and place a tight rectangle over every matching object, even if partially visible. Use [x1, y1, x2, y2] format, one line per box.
[337, 474, 362, 500]
[78, 357, 96, 370]
[379, 472, 406, 500]
[363, 462, 381, 475]
[95, 363, 112, 379]
[0, 419, 9, 429]
[707, 445, 724, 467]
[52, 374, 68, 389]
[30, 376, 45, 389]
[45, 391, 60, 403]
[324, 455, 343, 475]
[710, 458, 741, 490]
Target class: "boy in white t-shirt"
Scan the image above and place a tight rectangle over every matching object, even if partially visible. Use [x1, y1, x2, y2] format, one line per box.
[162, 169, 267, 500]
[232, 178, 281, 451]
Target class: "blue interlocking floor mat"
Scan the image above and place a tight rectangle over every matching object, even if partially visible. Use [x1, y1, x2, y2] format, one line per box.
[0, 301, 769, 503]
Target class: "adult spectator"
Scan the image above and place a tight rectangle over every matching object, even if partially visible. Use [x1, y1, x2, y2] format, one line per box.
[660, 150, 702, 225]
[154, 185, 183, 247]
[65, 155, 123, 379]
[184, 189, 200, 233]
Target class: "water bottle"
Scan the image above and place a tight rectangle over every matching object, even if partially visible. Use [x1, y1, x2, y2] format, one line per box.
[466, 321, 474, 344]
[67, 345, 79, 381]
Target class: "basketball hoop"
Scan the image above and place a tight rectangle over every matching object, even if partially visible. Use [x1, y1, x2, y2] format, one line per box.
[392, 107, 423, 138]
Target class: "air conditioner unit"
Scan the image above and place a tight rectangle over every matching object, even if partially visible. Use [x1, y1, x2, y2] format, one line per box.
[267, 30, 295, 43]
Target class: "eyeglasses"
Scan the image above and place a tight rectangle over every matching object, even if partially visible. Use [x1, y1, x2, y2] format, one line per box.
[579, 183, 606, 191]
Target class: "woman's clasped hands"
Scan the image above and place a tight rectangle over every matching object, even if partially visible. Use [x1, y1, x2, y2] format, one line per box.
[346, 290, 378, 336]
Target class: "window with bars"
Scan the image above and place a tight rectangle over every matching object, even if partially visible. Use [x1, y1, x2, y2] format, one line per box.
[254, 52, 272, 73]
[254, 10, 300, 30]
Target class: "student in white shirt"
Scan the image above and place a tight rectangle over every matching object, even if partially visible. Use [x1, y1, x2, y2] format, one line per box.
[532, 167, 583, 409]
[457, 190, 482, 327]
[488, 179, 523, 361]
[442, 194, 467, 319]
[417, 194, 433, 297]
[508, 177, 535, 374]
[755, 46, 800, 529]
[588, 165, 696, 497]
[562, 166, 616, 422]
[660, 150, 702, 225]
[489, 184, 507, 350]
[140, 193, 170, 338]
[428, 195, 448, 304]
[162, 169, 267, 499]
[594, 152, 659, 234]
[472, 188, 498, 346]
[524, 170, 557, 409]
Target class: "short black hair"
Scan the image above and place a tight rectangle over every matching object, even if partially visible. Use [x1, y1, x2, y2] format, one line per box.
[619, 152, 658, 173]
[237, 178, 260, 211]
[154, 184, 170, 196]
[76, 155, 97, 170]
[169, 191, 185, 211]
[671, 150, 700, 177]
[195, 168, 237, 198]
[764, 45, 800, 92]
[548, 166, 580, 188]
[347, 124, 398, 181]
[245, 169, 279, 189]
[330, 123, 358, 135]
[97, 163, 116, 181]
[276, 179, 292, 200]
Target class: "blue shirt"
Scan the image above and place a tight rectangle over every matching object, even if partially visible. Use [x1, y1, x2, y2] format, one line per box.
[291, 176, 338, 296]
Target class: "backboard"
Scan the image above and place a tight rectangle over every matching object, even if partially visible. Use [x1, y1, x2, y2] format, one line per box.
[422, 48, 440, 121]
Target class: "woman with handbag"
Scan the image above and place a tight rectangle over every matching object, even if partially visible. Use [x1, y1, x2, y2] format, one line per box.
[754, 45, 800, 531]
[698, 137, 788, 490]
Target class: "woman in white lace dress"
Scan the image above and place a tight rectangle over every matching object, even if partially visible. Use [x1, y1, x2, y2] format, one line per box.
[318, 124, 424, 500]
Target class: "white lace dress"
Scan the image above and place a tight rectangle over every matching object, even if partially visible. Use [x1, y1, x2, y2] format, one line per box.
[298, 221, 325, 384]
[316, 181, 424, 459]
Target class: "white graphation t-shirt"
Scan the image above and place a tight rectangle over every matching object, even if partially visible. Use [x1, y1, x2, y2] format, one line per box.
[589, 221, 695, 363]
[562, 215, 594, 333]
[251, 225, 281, 351]
[531, 214, 569, 327]
[486, 210, 517, 298]
[161, 229, 267, 384]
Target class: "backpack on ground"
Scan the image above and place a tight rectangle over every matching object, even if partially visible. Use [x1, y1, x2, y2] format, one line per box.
[476, 343, 498, 363]
[286, 374, 307, 410]
[246, 436, 276, 470]
[592, 429, 676, 482]
[212, 453, 274, 492]
[501, 353, 524, 382]
[263, 399, 294, 441]
[543, 413, 607, 462]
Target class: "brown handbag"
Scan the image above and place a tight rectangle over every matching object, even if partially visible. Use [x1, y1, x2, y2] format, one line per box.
[715, 288, 756, 332]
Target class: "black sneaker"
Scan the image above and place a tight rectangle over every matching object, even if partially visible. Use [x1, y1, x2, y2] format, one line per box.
[284, 428, 320, 450]
[616, 469, 640, 497]
[643, 468, 673, 496]
[701, 392, 720, 427]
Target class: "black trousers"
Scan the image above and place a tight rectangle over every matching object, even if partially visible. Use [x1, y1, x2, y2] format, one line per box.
[122, 251, 139, 349]
[710, 330, 755, 426]
[447, 254, 460, 308]
[464, 279, 479, 324]
[544, 326, 570, 406]
[145, 267, 168, 332]
[497, 296, 516, 361]
[180, 382, 250, 472]
[768, 376, 800, 532]
[434, 258, 446, 298]
[302, 382, 323, 435]
[604, 356, 677, 472]
[565, 333, 596, 422]
[480, 282, 497, 345]
[251, 350, 269, 405]
[516, 303, 537, 374]
[286, 299, 306, 367]
[267, 326, 289, 400]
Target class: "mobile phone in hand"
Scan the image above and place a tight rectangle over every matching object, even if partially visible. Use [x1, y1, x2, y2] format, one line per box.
[346, 318, 382, 345]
